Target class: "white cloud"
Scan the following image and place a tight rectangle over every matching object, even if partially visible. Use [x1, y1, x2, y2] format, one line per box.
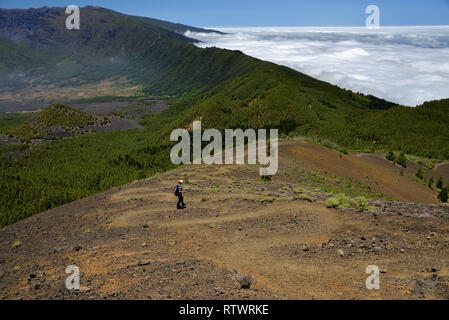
[186, 26, 449, 106]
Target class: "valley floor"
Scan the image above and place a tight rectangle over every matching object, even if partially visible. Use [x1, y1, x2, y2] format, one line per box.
[1, 141, 448, 299]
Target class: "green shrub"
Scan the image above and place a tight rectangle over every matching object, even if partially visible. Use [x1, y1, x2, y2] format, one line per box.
[386, 151, 395, 162]
[293, 186, 307, 194]
[351, 197, 376, 211]
[428, 176, 434, 189]
[258, 196, 276, 203]
[326, 193, 350, 209]
[397, 153, 407, 168]
[12, 241, 22, 248]
[260, 175, 272, 183]
[437, 176, 444, 190]
[294, 194, 315, 202]
[326, 197, 340, 208]
[438, 187, 448, 203]
[416, 167, 424, 180]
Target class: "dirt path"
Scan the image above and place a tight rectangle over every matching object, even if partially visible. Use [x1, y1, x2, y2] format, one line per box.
[1, 140, 448, 300]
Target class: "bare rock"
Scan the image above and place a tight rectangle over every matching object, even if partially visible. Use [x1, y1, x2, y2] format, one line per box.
[235, 272, 255, 289]
[138, 260, 151, 266]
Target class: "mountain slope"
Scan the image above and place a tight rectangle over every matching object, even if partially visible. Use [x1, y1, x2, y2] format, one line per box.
[0, 6, 261, 101]
[143, 65, 448, 159]
[358, 99, 449, 159]
[0, 36, 47, 72]
[0, 6, 197, 45]
[1, 141, 449, 299]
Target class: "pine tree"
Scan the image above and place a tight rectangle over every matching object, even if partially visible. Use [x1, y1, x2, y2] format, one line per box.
[397, 153, 407, 168]
[438, 187, 448, 203]
[436, 176, 444, 190]
[416, 168, 424, 180]
[386, 151, 395, 162]
[428, 176, 434, 189]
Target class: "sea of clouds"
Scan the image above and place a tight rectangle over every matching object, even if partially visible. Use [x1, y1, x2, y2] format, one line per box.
[186, 26, 449, 106]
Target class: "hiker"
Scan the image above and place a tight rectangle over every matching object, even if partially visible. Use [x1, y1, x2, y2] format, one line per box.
[175, 180, 186, 209]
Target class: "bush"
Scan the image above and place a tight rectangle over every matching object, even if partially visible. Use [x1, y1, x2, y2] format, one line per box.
[397, 153, 407, 168]
[294, 194, 315, 202]
[260, 175, 272, 183]
[428, 176, 434, 189]
[437, 176, 444, 190]
[416, 168, 424, 180]
[326, 193, 350, 209]
[12, 241, 22, 248]
[438, 187, 448, 203]
[386, 151, 395, 162]
[326, 197, 340, 208]
[351, 197, 375, 211]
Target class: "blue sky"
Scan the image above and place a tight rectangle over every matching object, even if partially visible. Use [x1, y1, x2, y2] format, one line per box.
[0, 0, 448, 27]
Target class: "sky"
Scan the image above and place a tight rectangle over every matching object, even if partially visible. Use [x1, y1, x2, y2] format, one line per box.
[1, 0, 449, 27]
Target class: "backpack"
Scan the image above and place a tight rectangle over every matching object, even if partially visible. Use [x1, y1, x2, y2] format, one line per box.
[174, 185, 180, 196]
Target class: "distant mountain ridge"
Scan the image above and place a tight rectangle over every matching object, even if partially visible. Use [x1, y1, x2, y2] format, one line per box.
[0, 6, 220, 43]
[0, 6, 244, 99]
[133, 14, 225, 35]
